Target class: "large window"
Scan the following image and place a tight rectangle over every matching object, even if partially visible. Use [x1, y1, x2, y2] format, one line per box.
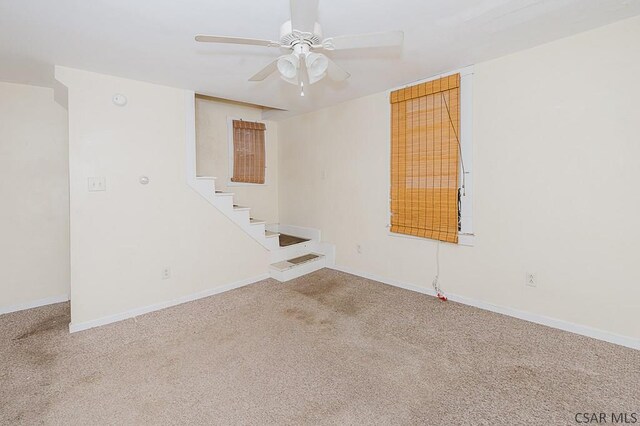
[229, 119, 266, 185]
[390, 71, 472, 244]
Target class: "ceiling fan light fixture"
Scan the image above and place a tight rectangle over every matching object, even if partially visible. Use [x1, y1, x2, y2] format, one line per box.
[195, 0, 405, 92]
[305, 52, 329, 84]
[277, 54, 299, 80]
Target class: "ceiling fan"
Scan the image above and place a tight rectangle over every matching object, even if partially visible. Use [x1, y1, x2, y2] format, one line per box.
[195, 0, 403, 96]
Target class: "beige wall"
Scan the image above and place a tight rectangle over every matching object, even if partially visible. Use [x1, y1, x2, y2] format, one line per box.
[196, 96, 279, 224]
[0, 82, 69, 311]
[56, 67, 269, 326]
[277, 16, 640, 340]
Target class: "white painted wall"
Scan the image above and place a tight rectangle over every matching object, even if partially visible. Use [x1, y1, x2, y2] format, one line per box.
[55, 67, 270, 327]
[196, 96, 279, 224]
[0, 82, 69, 312]
[277, 16, 640, 341]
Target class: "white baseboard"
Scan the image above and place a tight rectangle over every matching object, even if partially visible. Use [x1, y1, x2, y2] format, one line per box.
[69, 273, 270, 333]
[330, 265, 639, 351]
[0, 294, 69, 316]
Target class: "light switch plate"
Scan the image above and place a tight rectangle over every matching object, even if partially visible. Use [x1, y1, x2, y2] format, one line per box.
[88, 177, 106, 192]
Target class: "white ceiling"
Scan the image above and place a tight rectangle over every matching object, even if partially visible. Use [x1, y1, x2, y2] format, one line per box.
[1, 0, 638, 116]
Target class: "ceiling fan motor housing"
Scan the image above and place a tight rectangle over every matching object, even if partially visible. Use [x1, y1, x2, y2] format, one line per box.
[279, 21, 322, 47]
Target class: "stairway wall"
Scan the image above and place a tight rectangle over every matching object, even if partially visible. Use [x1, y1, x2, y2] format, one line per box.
[195, 96, 279, 224]
[56, 67, 270, 328]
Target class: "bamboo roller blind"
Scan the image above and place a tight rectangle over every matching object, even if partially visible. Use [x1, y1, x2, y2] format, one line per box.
[231, 120, 266, 184]
[390, 74, 460, 244]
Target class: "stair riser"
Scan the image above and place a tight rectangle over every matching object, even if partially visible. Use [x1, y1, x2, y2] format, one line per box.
[232, 210, 250, 223]
[264, 237, 280, 251]
[269, 258, 326, 282]
[194, 179, 215, 194]
[214, 196, 234, 212]
[248, 224, 266, 239]
[267, 224, 321, 241]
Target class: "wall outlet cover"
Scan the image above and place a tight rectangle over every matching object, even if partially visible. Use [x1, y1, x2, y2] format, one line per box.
[162, 267, 171, 280]
[526, 272, 536, 287]
[88, 177, 106, 192]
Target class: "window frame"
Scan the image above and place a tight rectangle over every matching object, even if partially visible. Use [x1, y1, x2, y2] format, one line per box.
[226, 116, 269, 187]
[387, 66, 474, 246]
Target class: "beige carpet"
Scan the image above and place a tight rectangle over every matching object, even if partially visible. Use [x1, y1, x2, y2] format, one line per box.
[1, 269, 638, 425]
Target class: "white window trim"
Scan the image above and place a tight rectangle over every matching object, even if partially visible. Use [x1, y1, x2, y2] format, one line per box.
[386, 65, 475, 246]
[226, 116, 269, 187]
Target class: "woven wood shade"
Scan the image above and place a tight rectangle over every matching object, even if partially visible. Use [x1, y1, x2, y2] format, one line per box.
[231, 120, 266, 184]
[390, 74, 460, 244]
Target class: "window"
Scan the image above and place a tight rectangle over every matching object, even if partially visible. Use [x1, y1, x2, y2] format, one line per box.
[229, 119, 266, 185]
[389, 69, 473, 244]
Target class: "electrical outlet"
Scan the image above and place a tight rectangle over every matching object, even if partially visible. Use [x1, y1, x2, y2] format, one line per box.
[526, 272, 536, 287]
[88, 177, 106, 192]
[162, 267, 171, 280]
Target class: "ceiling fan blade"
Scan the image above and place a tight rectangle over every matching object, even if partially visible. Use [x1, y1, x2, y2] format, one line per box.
[195, 35, 281, 48]
[322, 30, 404, 50]
[249, 59, 279, 81]
[290, 0, 319, 33]
[326, 58, 350, 82]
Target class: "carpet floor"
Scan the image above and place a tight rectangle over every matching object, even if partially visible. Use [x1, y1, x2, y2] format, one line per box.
[1, 269, 638, 425]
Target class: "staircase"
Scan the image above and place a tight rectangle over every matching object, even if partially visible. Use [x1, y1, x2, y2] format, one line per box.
[185, 92, 333, 281]
[191, 176, 333, 281]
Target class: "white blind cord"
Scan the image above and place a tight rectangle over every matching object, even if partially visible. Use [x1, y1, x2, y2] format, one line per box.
[432, 242, 448, 301]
